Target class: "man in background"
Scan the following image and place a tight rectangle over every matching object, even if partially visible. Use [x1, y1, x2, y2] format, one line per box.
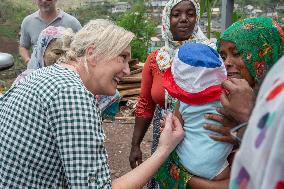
[19, 0, 82, 65]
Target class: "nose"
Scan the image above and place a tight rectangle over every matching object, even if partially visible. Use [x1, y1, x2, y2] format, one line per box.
[123, 62, 131, 76]
[180, 13, 188, 22]
[224, 57, 233, 69]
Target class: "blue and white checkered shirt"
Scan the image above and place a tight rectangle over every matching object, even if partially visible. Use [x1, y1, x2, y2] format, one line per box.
[0, 64, 112, 188]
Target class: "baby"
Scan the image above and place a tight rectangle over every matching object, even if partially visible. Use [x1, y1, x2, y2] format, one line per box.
[155, 43, 232, 188]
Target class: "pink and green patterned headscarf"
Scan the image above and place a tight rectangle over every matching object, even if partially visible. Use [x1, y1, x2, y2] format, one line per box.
[27, 26, 68, 69]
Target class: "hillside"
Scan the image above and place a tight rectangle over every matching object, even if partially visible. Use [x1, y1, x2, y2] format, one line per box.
[0, 0, 87, 39]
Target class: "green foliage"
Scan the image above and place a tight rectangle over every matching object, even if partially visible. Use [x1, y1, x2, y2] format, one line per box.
[0, 26, 17, 38]
[116, 1, 156, 62]
[200, 0, 216, 38]
[71, 3, 113, 25]
[213, 31, 221, 39]
[232, 10, 245, 23]
[0, 0, 36, 38]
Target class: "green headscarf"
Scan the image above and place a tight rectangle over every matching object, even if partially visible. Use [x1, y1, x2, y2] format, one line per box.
[217, 17, 284, 83]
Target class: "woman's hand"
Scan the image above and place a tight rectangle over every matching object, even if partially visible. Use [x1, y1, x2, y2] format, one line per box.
[204, 78, 255, 145]
[157, 113, 184, 155]
[221, 78, 255, 123]
[129, 117, 152, 169]
[129, 145, 143, 169]
[204, 107, 238, 145]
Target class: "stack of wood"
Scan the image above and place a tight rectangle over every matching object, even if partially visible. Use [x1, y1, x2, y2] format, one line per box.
[117, 59, 143, 102]
[116, 59, 143, 118]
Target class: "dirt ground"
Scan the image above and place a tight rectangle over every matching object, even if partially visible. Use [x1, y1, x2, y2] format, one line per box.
[0, 36, 18, 54]
[103, 119, 153, 183]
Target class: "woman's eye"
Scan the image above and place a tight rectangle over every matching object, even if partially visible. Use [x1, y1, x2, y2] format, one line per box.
[120, 55, 127, 60]
[221, 56, 226, 61]
[52, 50, 64, 56]
[233, 52, 241, 57]
[187, 12, 195, 17]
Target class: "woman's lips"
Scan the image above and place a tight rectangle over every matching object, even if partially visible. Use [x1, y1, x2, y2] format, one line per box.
[177, 27, 190, 31]
[227, 72, 242, 79]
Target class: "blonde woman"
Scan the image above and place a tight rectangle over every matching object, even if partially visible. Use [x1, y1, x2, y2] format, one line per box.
[0, 19, 184, 189]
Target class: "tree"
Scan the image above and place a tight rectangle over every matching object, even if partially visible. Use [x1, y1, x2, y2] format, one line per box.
[116, 0, 156, 62]
[200, 0, 218, 38]
[71, 3, 112, 25]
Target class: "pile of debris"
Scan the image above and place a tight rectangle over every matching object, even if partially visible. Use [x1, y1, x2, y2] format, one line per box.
[117, 59, 143, 118]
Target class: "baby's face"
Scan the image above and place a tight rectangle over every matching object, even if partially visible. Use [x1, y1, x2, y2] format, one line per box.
[43, 40, 65, 66]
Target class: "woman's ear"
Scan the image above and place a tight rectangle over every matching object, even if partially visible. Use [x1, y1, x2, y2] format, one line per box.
[85, 45, 96, 66]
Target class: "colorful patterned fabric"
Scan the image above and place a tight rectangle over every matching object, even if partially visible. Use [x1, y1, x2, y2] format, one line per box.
[0, 64, 111, 188]
[14, 26, 67, 83]
[28, 26, 67, 69]
[96, 90, 121, 120]
[217, 17, 284, 83]
[156, 0, 215, 72]
[147, 106, 163, 189]
[101, 101, 120, 120]
[230, 56, 284, 189]
[154, 151, 193, 189]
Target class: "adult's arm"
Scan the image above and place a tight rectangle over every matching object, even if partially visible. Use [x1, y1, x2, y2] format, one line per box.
[50, 88, 183, 188]
[220, 78, 255, 123]
[203, 107, 238, 144]
[130, 117, 152, 168]
[129, 52, 157, 168]
[19, 46, 30, 64]
[187, 176, 229, 189]
[113, 114, 184, 189]
[19, 19, 31, 64]
[203, 78, 255, 144]
[72, 18, 82, 32]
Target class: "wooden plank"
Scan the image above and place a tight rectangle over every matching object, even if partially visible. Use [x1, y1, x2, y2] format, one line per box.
[115, 116, 135, 120]
[131, 64, 144, 70]
[130, 72, 142, 77]
[130, 67, 143, 75]
[121, 77, 141, 83]
[120, 88, 141, 97]
[117, 83, 141, 90]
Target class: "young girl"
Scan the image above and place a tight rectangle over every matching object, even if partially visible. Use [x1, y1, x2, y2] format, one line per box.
[155, 43, 232, 188]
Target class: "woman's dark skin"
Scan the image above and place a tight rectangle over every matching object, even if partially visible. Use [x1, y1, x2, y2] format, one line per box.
[169, 0, 197, 41]
[204, 41, 257, 144]
[130, 0, 197, 170]
[130, 1, 230, 189]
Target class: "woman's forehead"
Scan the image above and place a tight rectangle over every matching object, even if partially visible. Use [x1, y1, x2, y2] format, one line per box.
[46, 40, 63, 50]
[171, 0, 195, 12]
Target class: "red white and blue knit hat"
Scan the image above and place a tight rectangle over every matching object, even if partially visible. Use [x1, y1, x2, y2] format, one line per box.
[164, 43, 227, 105]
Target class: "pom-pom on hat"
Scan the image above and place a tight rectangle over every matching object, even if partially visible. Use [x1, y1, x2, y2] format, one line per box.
[164, 43, 227, 105]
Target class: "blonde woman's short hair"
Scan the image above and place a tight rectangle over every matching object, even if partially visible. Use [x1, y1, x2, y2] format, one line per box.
[60, 28, 75, 51]
[66, 19, 134, 62]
